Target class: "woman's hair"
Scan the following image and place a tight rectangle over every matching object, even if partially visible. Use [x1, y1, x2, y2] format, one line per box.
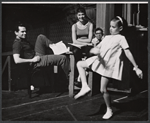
[75, 6, 95, 25]
[76, 7, 87, 15]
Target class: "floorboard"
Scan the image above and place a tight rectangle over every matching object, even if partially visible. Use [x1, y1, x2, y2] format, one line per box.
[2, 88, 148, 121]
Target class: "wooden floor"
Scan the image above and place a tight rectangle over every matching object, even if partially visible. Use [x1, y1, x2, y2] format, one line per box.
[2, 88, 148, 121]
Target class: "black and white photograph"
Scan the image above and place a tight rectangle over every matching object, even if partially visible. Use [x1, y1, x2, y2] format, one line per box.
[1, 1, 148, 121]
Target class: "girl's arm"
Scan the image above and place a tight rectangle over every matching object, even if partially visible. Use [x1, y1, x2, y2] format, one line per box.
[90, 40, 102, 54]
[71, 23, 93, 45]
[90, 47, 100, 55]
[124, 48, 143, 79]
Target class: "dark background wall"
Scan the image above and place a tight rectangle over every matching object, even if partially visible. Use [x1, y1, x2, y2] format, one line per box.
[2, 3, 148, 93]
[2, 4, 96, 52]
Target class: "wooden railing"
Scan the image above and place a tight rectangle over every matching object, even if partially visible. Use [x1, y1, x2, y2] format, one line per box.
[2, 51, 13, 91]
[2, 51, 77, 96]
[2, 52, 93, 97]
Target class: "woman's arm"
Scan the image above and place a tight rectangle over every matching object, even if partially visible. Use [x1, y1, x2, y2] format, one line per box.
[77, 23, 93, 43]
[13, 54, 40, 64]
[72, 24, 80, 44]
[124, 48, 143, 79]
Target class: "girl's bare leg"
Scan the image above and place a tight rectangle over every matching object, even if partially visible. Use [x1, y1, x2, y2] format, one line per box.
[100, 76, 113, 119]
[74, 61, 91, 99]
[77, 69, 88, 82]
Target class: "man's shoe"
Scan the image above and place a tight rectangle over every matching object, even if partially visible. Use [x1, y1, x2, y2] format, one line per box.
[30, 85, 34, 91]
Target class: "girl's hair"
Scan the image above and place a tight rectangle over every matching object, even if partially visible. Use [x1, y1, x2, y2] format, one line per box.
[111, 16, 128, 35]
[111, 16, 124, 27]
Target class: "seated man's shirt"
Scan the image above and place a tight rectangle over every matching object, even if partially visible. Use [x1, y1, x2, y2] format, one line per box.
[13, 38, 35, 59]
[92, 36, 104, 46]
[92, 37, 101, 46]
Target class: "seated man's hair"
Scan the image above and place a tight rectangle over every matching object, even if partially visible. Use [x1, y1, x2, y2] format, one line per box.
[95, 27, 103, 35]
[14, 22, 26, 32]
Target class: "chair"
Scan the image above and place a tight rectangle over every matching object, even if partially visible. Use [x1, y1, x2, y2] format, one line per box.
[2, 52, 32, 92]
[2, 51, 93, 98]
[2, 52, 66, 98]
[28, 65, 59, 98]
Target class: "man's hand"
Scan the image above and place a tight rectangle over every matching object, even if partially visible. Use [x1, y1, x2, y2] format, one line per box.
[49, 43, 55, 48]
[32, 56, 41, 62]
[92, 39, 99, 46]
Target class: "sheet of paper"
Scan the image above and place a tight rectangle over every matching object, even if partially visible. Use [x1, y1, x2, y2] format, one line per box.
[68, 43, 87, 48]
[50, 41, 69, 55]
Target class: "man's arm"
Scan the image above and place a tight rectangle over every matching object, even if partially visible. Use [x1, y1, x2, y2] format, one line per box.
[13, 54, 40, 64]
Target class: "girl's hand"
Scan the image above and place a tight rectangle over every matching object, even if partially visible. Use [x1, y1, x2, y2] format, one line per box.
[90, 47, 100, 55]
[135, 68, 143, 79]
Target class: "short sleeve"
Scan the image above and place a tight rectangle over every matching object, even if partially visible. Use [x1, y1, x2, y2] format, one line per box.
[120, 36, 129, 49]
[92, 37, 96, 44]
[12, 41, 22, 54]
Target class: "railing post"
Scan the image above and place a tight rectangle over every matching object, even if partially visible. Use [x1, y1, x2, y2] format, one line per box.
[69, 54, 75, 97]
[7, 56, 12, 91]
[2, 51, 13, 92]
[88, 71, 93, 96]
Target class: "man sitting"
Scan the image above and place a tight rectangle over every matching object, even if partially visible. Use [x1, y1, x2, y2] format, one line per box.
[12, 23, 70, 90]
[92, 27, 104, 47]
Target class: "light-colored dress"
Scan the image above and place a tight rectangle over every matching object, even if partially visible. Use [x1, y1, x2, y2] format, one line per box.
[85, 34, 129, 81]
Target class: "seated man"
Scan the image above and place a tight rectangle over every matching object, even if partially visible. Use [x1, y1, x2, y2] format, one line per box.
[92, 27, 104, 47]
[12, 23, 70, 90]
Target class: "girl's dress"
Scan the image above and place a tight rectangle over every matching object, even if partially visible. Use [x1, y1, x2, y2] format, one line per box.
[85, 34, 129, 81]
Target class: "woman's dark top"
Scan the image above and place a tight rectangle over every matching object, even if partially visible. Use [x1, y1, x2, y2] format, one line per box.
[75, 22, 91, 39]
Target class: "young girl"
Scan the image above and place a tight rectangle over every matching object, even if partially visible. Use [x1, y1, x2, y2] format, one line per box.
[74, 16, 143, 119]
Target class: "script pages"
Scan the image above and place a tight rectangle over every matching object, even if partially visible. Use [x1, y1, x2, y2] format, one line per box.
[49, 41, 70, 55]
[68, 43, 93, 49]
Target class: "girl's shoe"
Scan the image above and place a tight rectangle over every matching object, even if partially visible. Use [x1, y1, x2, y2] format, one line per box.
[74, 86, 91, 99]
[102, 108, 113, 119]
